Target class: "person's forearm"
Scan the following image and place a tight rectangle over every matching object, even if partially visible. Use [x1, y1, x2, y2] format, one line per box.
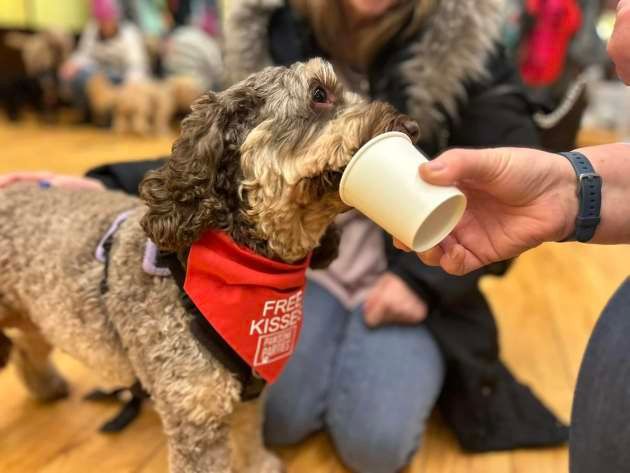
[574, 144, 630, 244]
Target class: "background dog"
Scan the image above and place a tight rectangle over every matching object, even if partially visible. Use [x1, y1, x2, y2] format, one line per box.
[0, 30, 73, 122]
[0, 59, 418, 473]
[87, 74, 203, 135]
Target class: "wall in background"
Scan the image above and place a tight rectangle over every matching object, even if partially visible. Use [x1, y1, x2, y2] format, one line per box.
[31, 0, 88, 31]
[0, 0, 230, 32]
[0, 0, 88, 31]
[0, 0, 28, 28]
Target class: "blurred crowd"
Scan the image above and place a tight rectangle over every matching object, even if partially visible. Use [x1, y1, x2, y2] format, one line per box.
[0, 0, 624, 139]
[0, 0, 223, 135]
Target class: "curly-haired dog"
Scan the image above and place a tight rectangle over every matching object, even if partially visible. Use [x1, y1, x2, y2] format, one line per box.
[0, 59, 418, 473]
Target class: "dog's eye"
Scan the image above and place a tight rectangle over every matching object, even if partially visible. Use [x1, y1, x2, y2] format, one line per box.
[311, 86, 335, 111]
[312, 86, 329, 104]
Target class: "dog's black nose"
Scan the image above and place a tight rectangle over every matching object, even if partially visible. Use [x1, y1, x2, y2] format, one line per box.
[401, 119, 420, 142]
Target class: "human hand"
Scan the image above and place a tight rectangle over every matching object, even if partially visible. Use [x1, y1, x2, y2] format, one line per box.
[406, 148, 578, 275]
[0, 172, 106, 191]
[609, 0, 630, 84]
[363, 272, 428, 327]
[59, 61, 80, 81]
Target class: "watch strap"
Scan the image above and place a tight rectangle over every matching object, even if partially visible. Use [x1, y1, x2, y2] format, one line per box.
[559, 151, 602, 243]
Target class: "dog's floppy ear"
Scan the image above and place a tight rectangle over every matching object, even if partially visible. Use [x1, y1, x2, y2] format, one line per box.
[140, 89, 260, 251]
[309, 224, 340, 270]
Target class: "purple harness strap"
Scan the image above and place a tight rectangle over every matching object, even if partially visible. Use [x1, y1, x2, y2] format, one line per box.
[95, 210, 133, 263]
[142, 240, 172, 277]
[95, 210, 171, 277]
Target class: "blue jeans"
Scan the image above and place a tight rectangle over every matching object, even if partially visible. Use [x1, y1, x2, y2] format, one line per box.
[264, 281, 445, 473]
[570, 278, 630, 472]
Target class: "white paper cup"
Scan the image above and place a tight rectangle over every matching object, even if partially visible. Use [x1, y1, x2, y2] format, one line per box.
[339, 131, 466, 252]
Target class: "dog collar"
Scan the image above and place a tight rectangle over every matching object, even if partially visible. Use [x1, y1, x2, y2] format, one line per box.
[181, 231, 310, 387]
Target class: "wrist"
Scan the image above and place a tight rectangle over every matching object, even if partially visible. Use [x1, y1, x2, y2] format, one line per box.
[573, 144, 630, 244]
[552, 155, 580, 241]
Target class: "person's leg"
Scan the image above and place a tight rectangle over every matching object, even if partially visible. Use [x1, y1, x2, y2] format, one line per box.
[326, 309, 445, 473]
[66, 66, 97, 112]
[264, 280, 349, 445]
[570, 278, 630, 473]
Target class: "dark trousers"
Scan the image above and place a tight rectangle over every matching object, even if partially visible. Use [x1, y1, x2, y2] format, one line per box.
[570, 278, 630, 472]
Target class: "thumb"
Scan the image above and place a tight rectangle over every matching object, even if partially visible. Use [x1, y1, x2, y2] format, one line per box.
[419, 148, 509, 186]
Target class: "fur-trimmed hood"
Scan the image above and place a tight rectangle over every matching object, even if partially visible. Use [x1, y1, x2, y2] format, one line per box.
[224, 0, 504, 138]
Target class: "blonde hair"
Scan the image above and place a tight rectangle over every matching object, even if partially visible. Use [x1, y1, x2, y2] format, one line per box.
[290, 0, 436, 69]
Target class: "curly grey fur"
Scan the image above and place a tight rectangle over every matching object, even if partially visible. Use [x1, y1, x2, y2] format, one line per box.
[0, 60, 414, 473]
[0, 186, 275, 472]
[224, 0, 504, 138]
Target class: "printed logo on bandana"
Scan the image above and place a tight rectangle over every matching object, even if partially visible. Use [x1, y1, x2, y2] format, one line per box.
[252, 291, 303, 366]
[184, 231, 310, 384]
[254, 326, 299, 366]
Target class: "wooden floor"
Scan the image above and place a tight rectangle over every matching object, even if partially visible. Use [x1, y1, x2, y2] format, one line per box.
[1, 119, 628, 473]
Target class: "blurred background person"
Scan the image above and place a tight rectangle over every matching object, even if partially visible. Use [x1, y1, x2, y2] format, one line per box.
[58, 0, 149, 119]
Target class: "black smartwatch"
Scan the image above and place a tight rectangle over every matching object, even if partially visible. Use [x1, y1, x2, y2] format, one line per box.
[558, 151, 602, 243]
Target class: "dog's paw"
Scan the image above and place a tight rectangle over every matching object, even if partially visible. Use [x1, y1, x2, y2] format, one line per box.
[37, 376, 69, 402]
[30, 373, 70, 402]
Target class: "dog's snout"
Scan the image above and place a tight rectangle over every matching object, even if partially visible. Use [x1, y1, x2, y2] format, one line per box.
[401, 119, 420, 142]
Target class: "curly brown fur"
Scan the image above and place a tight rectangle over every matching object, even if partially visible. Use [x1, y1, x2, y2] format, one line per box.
[0, 59, 416, 473]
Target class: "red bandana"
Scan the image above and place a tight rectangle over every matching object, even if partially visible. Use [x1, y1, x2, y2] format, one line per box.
[184, 231, 310, 383]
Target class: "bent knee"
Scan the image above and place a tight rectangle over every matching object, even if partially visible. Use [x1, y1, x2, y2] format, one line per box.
[264, 390, 324, 446]
[264, 410, 322, 446]
[331, 422, 425, 473]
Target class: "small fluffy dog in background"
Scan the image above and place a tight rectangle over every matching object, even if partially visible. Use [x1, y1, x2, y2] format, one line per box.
[1, 30, 73, 121]
[87, 74, 202, 135]
[112, 80, 176, 135]
[86, 72, 118, 126]
[166, 74, 205, 117]
[0, 59, 418, 473]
